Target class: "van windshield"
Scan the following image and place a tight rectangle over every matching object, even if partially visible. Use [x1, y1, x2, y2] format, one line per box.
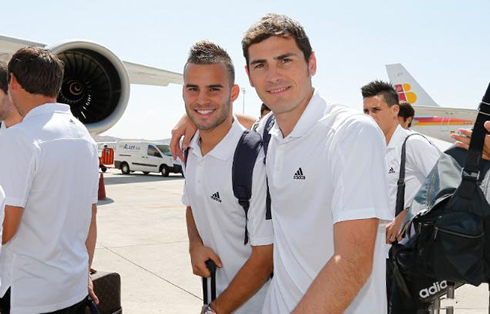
[156, 145, 172, 157]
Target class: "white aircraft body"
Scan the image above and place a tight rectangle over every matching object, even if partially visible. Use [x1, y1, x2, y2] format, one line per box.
[0, 35, 183, 135]
[386, 63, 476, 143]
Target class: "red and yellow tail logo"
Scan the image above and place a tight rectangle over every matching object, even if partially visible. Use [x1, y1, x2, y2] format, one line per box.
[395, 84, 417, 104]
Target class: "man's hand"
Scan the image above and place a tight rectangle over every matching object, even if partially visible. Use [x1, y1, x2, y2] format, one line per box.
[190, 244, 222, 278]
[386, 210, 407, 244]
[451, 122, 490, 160]
[170, 114, 197, 161]
[88, 275, 99, 305]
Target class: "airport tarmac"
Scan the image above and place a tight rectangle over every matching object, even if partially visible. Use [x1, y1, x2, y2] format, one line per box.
[94, 169, 490, 313]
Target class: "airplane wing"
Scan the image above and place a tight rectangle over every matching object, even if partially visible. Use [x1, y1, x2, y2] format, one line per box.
[123, 61, 183, 86]
[0, 34, 183, 86]
[414, 105, 477, 122]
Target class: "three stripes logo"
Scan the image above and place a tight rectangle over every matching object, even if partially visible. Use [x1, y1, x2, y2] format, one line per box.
[388, 167, 396, 174]
[211, 192, 222, 203]
[293, 168, 306, 180]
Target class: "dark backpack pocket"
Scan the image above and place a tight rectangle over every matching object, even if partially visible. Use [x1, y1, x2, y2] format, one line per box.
[419, 211, 484, 285]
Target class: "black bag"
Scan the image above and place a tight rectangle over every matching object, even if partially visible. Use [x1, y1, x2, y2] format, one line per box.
[389, 133, 454, 303]
[85, 270, 122, 314]
[397, 83, 490, 287]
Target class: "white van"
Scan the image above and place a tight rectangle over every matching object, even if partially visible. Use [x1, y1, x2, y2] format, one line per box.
[114, 141, 182, 176]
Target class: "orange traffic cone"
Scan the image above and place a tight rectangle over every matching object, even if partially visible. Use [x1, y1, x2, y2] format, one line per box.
[98, 171, 107, 200]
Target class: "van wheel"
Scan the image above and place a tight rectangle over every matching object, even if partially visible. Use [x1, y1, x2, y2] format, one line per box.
[121, 162, 130, 174]
[160, 165, 169, 177]
[143, 172, 150, 175]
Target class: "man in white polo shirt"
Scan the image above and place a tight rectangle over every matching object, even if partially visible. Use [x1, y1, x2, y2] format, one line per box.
[243, 15, 391, 313]
[0, 62, 22, 131]
[0, 47, 99, 314]
[182, 41, 273, 314]
[362, 80, 440, 314]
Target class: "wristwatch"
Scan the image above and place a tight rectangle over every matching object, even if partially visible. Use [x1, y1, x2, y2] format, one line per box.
[201, 304, 217, 314]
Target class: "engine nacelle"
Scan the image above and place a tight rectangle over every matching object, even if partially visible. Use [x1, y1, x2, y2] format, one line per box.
[47, 41, 130, 135]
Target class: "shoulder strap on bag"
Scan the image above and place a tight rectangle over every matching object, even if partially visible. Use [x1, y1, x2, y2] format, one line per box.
[233, 130, 263, 245]
[395, 132, 433, 216]
[262, 114, 275, 220]
[262, 114, 275, 159]
[183, 147, 189, 167]
[460, 86, 490, 198]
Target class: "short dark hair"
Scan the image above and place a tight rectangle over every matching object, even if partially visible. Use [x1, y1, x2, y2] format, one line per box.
[184, 40, 235, 85]
[242, 14, 313, 67]
[260, 103, 270, 116]
[398, 101, 415, 120]
[8, 47, 64, 98]
[0, 62, 8, 94]
[361, 80, 399, 107]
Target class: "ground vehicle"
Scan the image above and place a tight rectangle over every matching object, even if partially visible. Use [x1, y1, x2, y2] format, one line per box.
[114, 141, 182, 176]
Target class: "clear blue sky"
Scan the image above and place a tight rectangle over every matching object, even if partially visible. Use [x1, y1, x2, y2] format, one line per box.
[1, 0, 489, 140]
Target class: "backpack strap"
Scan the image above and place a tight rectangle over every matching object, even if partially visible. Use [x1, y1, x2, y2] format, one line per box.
[395, 132, 434, 216]
[262, 114, 275, 220]
[460, 91, 490, 198]
[183, 147, 190, 167]
[262, 114, 275, 159]
[232, 130, 263, 245]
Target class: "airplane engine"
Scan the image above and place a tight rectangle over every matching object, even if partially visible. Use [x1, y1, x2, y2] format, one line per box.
[47, 41, 130, 135]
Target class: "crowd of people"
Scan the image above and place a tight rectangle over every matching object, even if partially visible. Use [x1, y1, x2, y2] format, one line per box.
[0, 12, 488, 314]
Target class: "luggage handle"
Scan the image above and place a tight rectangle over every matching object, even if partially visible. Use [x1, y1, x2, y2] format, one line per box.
[202, 259, 217, 305]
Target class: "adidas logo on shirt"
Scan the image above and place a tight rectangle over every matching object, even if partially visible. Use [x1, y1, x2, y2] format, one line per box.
[293, 168, 306, 180]
[210, 192, 222, 203]
[388, 167, 396, 174]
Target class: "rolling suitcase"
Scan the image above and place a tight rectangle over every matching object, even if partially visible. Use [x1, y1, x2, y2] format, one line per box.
[202, 259, 217, 305]
[85, 270, 122, 314]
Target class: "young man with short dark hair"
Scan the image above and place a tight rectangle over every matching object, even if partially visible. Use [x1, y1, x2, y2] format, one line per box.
[182, 41, 273, 314]
[244, 15, 391, 314]
[398, 101, 415, 129]
[362, 80, 440, 314]
[0, 47, 99, 313]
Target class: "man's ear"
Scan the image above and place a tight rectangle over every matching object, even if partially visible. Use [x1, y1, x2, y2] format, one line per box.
[308, 51, 317, 76]
[393, 104, 400, 116]
[244, 65, 255, 87]
[231, 84, 240, 102]
[8, 73, 19, 91]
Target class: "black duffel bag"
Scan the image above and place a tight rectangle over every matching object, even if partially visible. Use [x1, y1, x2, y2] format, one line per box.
[394, 83, 490, 287]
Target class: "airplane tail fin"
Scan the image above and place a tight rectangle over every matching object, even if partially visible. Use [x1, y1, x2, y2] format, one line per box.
[386, 63, 439, 107]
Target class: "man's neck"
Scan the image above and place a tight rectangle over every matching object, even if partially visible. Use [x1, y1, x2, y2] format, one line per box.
[18, 96, 57, 117]
[275, 88, 315, 138]
[4, 111, 23, 128]
[385, 122, 400, 145]
[199, 116, 234, 156]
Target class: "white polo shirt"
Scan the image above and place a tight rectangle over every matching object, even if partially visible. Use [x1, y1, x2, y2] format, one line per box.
[386, 125, 440, 215]
[0, 103, 99, 313]
[182, 119, 273, 314]
[0, 120, 6, 131]
[258, 91, 392, 314]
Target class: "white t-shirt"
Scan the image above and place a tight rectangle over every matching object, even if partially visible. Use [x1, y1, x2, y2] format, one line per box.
[182, 119, 273, 314]
[0, 103, 99, 313]
[257, 91, 392, 314]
